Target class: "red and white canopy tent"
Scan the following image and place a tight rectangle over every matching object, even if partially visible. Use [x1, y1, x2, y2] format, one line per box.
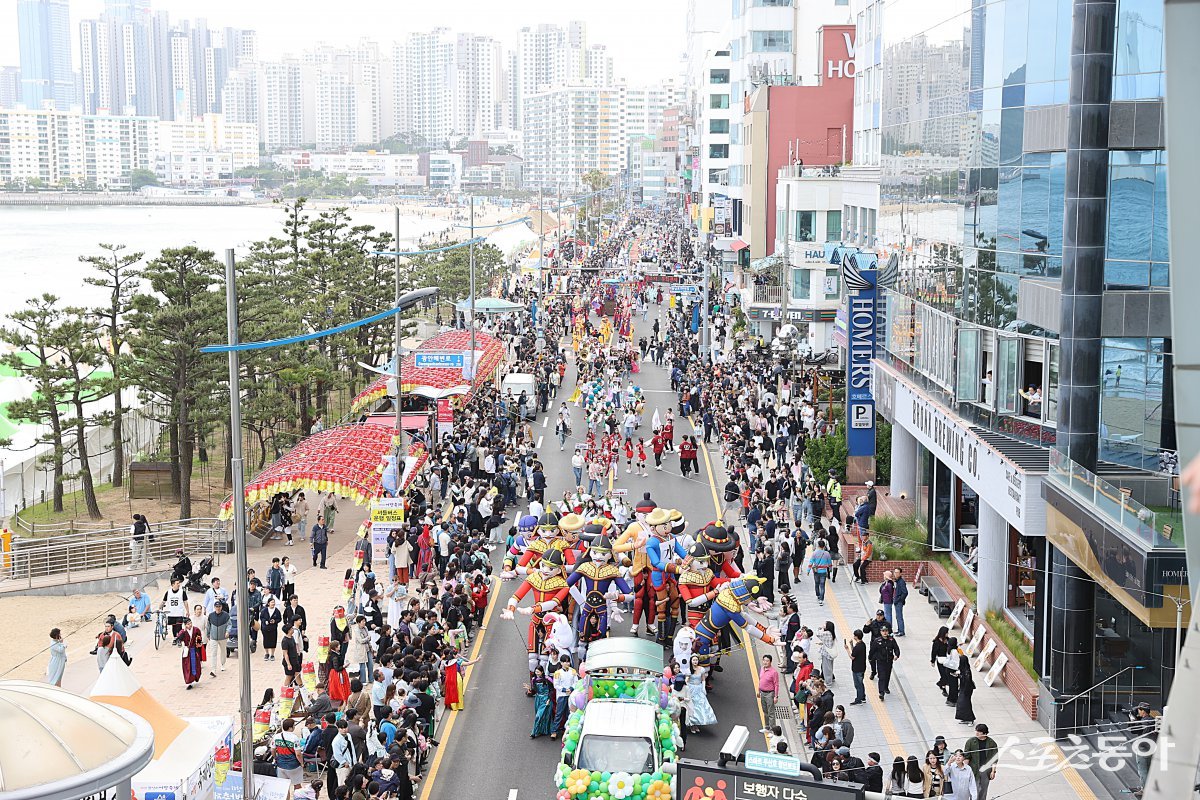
[350, 329, 506, 415]
[217, 424, 428, 520]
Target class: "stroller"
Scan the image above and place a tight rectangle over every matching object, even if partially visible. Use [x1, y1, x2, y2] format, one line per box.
[185, 557, 213, 594]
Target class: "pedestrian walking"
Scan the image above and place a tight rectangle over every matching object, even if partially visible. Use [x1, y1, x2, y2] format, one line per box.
[944, 751, 978, 800]
[46, 628, 66, 686]
[964, 724, 998, 799]
[956, 658, 977, 724]
[817, 621, 837, 684]
[311, 515, 329, 568]
[260, 596, 282, 661]
[127, 514, 154, 570]
[872, 626, 900, 700]
[808, 540, 833, 605]
[173, 618, 205, 689]
[206, 600, 230, 676]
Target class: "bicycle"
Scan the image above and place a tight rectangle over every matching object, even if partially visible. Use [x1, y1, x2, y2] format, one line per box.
[153, 609, 168, 650]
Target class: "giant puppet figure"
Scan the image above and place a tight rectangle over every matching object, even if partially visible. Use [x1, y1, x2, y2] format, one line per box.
[503, 511, 585, 577]
[612, 496, 658, 636]
[502, 548, 571, 692]
[565, 534, 632, 662]
[676, 541, 730, 629]
[689, 576, 778, 666]
[644, 507, 684, 645]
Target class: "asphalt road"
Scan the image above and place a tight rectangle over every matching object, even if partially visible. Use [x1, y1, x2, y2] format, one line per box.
[423, 304, 764, 800]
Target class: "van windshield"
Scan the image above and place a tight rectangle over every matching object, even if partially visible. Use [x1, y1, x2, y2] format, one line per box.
[576, 735, 656, 774]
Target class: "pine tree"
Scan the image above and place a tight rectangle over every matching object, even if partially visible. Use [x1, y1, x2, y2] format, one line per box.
[1, 295, 71, 511]
[81, 243, 143, 489]
[128, 247, 223, 518]
[54, 307, 109, 519]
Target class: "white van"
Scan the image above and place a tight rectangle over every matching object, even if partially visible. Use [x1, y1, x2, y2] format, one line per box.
[501, 372, 536, 419]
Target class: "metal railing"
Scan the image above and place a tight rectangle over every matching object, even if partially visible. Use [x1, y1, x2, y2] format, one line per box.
[752, 285, 783, 304]
[1047, 449, 1182, 549]
[1049, 664, 1146, 739]
[0, 517, 225, 590]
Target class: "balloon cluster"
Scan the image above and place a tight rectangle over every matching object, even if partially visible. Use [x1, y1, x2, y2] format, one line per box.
[556, 763, 674, 800]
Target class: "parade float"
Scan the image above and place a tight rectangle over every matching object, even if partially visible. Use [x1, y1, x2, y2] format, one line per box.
[554, 638, 678, 800]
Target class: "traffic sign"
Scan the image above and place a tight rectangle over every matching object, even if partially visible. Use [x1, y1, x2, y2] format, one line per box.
[744, 750, 803, 777]
[677, 759, 862, 800]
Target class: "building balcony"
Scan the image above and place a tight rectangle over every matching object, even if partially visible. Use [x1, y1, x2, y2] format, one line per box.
[777, 163, 842, 180]
[752, 285, 783, 305]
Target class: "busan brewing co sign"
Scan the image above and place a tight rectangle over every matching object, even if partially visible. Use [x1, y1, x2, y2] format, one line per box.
[842, 252, 879, 458]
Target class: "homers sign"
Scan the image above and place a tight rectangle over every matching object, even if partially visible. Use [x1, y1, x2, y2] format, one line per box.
[842, 251, 878, 458]
[827, 31, 857, 80]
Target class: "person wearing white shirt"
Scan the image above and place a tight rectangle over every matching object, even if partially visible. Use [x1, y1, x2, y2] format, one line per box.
[203, 578, 228, 616]
[529, 498, 545, 520]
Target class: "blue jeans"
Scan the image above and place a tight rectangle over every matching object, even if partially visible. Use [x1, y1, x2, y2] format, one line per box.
[813, 572, 828, 601]
[587, 478, 601, 496]
[894, 602, 905, 635]
[852, 670, 866, 702]
[573, 466, 583, 486]
[883, 603, 893, 629]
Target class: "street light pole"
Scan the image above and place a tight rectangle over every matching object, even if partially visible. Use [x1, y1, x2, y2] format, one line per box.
[538, 187, 545, 294]
[469, 195, 476, 375]
[222, 248, 254, 800]
[393, 207, 404, 445]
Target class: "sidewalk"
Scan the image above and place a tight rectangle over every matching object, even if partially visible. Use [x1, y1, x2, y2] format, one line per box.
[47, 504, 372, 715]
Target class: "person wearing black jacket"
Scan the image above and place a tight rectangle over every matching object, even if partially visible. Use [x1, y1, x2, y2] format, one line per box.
[845, 629, 867, 704]
[931, 626, 951, 697]
[872, 627, 900, 700]
[861, 753, 885, 794]
[866, 611, 887, 679]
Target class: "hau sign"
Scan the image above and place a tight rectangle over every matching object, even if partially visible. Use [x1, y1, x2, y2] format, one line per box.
[827, 31, 857, 79]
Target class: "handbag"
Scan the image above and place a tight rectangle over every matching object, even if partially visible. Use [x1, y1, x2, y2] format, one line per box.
[120, 648, 133, 666]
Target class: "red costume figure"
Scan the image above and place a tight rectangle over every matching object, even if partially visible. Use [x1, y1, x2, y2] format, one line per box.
[677, 541, 730, 628]
[502, 548, 570, 692]
[614, 497, 657, 636]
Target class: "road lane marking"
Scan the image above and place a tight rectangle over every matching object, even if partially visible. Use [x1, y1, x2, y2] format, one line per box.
[542, 417, 548, 428]
[508, 791, 518, 800]
[418, 574, 505, 800]
[694, 417, 770, 742]
[536, 435, 543, 450]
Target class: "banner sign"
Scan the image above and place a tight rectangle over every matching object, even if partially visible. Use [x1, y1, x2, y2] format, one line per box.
[843, 252, 878, 457]
[414, 351, 463, 369]
[436, 398, 454, 437]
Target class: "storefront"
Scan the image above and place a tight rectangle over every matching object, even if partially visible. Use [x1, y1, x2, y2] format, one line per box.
[877, 364, 1048, 627]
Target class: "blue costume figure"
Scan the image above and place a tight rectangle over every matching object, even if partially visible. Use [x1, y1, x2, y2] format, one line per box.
[691, 576, 778, 666]
[644, 507, 683, 644]
[503, 514, 541, 573]
[566, 533, 632, 661]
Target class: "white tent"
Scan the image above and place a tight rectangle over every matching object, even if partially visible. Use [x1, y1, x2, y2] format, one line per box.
[90, 658, 233, 800]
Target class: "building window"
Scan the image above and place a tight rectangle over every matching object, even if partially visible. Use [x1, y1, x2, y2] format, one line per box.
[709, 144, 729, 159]
[792, 268, 810, 300]
[826, 210, 842, 242]
[709, 69, 730, 84]
[709, 94, 730, 110]
[793, 210, 814, 242]
[753, 0, 791, 5]
[751, 30, 792, 52]
[709, 119, 730, 134]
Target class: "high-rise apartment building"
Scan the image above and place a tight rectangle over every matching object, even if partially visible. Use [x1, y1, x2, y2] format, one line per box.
[80, 4, 253, 120]
[514, 21, 606, 129]
[0, 67, 22, 108]
[0, 107, 159, 187]
[306, 41, 380, 150]
[397, 29, 457, 146]
[258, 60, 309, 150]
[17, 0, 74, 110]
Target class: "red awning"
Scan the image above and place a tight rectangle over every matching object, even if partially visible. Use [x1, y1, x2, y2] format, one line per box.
[350, 329, 506, 414]
[218, 424, 428, 518]
[731, 239, 749, 252]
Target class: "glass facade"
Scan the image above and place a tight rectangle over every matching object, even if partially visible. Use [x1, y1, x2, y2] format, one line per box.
[876, 0, 1171, 464]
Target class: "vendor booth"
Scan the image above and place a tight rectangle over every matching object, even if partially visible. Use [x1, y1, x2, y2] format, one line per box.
[90, 659, 234, 800]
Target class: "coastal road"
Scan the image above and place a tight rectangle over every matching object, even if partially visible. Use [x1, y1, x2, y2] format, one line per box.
[422, 304, 764, 800]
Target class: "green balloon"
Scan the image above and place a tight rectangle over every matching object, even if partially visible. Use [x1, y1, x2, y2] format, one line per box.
[591, 772, 602, 782]
[601, 772, 611, 783]
[589, 781, 600, 793]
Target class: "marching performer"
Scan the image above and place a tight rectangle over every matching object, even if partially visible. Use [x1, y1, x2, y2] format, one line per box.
[691, 576, 778, 667]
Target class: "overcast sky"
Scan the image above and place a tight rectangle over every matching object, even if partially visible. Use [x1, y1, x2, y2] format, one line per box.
[2, 0, 690, 84]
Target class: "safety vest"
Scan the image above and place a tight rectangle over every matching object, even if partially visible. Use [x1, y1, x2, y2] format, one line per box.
[826, 479, 842, 502]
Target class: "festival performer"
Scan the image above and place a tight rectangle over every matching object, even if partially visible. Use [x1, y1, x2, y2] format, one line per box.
[502, 548, 571, 693]
[173, 617, 206, 690]
[689, 577, 778, 667]
[566, 534, 632, 662]
[613, 496, 658, 636]
[645, 507, 684, 645]
[502, 511, 561, 576]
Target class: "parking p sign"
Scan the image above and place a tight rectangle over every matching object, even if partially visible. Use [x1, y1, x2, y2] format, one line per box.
[850, 403, 873, 429]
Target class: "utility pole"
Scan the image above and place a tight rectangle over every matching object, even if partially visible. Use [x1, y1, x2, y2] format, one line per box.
[781, 183, 791, 328]
[393, 207, 404, 445]
[221, 249, 254, 800]
[538, 186, 545, 293]
[468, 195, 476, 377]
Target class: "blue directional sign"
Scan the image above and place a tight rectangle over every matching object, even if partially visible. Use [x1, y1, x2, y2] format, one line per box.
[414, 351, 464, 369]
[744, 749, 803, 778]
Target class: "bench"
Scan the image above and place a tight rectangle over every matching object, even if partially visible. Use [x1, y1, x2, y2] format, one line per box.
[922, 577, 954, 616]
